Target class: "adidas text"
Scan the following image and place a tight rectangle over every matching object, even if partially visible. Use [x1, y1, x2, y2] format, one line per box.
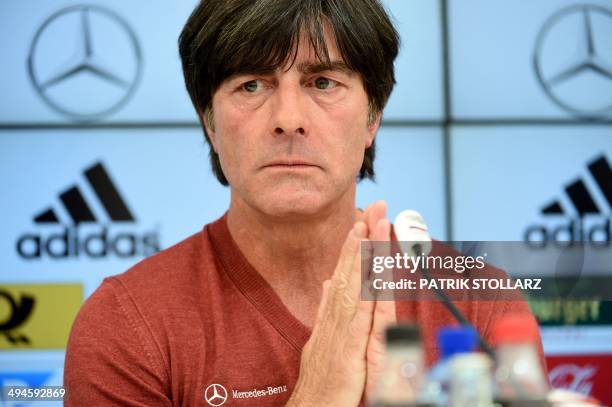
[16, 226, 161, 259]
[524, 218, 611, 248]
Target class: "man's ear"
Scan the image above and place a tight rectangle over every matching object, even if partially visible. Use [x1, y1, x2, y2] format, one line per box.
[365, 111, 381, 148]
[201, 107, 219, 152]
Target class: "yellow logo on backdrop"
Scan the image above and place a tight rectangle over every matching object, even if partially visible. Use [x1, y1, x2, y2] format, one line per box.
[529, 299, 601, 325]
[0, 284, 82, 349]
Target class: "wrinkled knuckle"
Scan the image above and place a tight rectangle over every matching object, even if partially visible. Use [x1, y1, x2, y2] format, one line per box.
[341, 291, 356, 312]
[332, 275, 348, 293]
[368, 335, 386, 360]
[373, 344, 386, 360]
[372, 329, 386, 345]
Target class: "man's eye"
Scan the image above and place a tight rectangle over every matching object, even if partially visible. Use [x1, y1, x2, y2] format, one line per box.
[242, 80, 261, 93]
[314, 77, 337, 90]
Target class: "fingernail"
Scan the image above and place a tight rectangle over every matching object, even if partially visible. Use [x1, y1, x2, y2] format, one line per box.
[378, 200, 387, 213]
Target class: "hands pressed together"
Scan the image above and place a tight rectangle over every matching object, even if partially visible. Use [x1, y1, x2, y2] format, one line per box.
[287, 201, 396, 407]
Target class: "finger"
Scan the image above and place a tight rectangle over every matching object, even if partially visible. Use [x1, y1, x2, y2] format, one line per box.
[348, 235, 376, 336]
[372, 296, 397, 340]
[365, 201, 387, 239]
[372, 211, 390, 242]
[367, 202, 387, 278]
[314, 280, 331, 326]
[329, 222, 367, 310]
[371, 217, 391, 280]
[347, 236, 369, 304]
[371, 217, 396, 339]
[361, 201, 385, 281]
[332, 222, 366, 284]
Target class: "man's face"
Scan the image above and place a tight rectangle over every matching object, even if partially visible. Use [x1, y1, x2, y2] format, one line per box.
[206, 30, 379, 218]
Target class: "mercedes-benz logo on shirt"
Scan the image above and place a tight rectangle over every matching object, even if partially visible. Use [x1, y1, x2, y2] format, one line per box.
[27, 5, 142, 122]
[534, 4, 612, 119]
[204, 384, 228, 406]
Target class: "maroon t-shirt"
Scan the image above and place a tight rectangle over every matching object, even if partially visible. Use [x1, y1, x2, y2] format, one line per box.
[64, 213, 543, 406]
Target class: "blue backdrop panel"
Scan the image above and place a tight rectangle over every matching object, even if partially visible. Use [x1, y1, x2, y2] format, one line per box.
[0, 0, 443, 125]
[0, 129, 229, 297]
[381, 0, 444, 121]
[449, 0, 612, 120]
[0, 0, 199, 123]
[451, 126, 612, 357]
[357, 126, 446, 240]
[451, 126, 612, 241]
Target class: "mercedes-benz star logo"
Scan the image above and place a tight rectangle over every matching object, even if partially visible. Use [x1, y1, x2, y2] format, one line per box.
[27, 5, 142, 122]
[204, 384, 228, 406]
[534, 4, 612, 119]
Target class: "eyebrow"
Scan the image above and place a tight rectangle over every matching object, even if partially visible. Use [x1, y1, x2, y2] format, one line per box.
[225, 60, 354, 84]
[296, 60, 354, 75]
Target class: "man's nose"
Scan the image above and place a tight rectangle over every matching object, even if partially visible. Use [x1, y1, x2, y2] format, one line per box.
[270, 82, 308, 137]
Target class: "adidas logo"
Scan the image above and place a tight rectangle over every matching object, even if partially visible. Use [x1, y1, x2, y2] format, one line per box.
[33, 162, 135, 224]
[16, 162, 161, 259]
[524, 154, 612, 247]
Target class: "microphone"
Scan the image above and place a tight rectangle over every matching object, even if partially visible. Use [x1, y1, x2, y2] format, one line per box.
[394, 209, 432, 258]
[393, 210, 494, 357]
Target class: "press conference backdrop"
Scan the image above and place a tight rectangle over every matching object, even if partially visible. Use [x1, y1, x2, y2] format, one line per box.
[1, 0, 611, 404]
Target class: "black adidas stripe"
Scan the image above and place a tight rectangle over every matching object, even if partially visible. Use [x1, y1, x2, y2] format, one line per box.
[32, 162, 135, 224]
[542, 154, 612, 217]
[565, 179, 599, 216]
[84, 163, 135, 222]
[60, 186, 96, 224]
[588, 156, 612, 209]
[542, 201, 563, 214]
[34, 208, 59, 223]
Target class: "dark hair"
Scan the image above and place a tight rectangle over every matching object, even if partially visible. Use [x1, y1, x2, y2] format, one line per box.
[179, 0, 399, 186]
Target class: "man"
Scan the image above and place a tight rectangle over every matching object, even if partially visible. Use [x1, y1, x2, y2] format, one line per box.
[64, 0, 542, 405]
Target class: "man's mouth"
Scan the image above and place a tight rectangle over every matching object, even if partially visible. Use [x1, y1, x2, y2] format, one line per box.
[263, 159, 319, 169]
